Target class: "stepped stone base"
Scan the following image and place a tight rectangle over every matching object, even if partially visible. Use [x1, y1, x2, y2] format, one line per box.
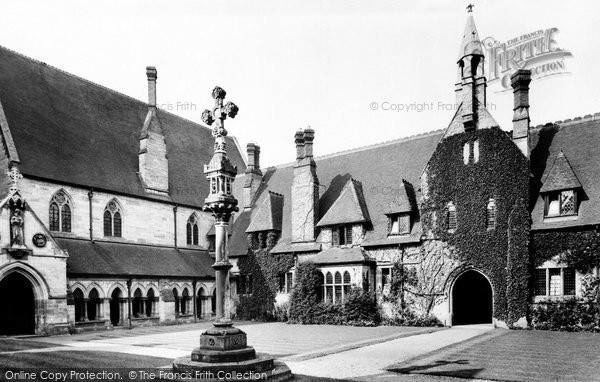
[172, 356, 292, 381]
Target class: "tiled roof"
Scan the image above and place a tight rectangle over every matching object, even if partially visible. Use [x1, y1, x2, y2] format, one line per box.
[59, 238, 214, 278]
[246, 191, 284, 233]
[311, 246, 373, 265]
[230, 130, 443, 256]
[316, 179, 370, 227]
[383, 179, 417, 214]
[0, 45, 245, 206]
[539, 150, 582, 193]
[530, 115, 600, 230]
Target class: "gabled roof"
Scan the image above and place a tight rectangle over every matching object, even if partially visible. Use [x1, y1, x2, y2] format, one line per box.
[0, 45, 245, 206]
[246, 191, 284, 233]
[229, 130, 443, 256]
[59, 238, 214, 278]
[316, 179, 370, 227]
[530, 114, 600, 230]
[383, 179, 417, 215]
[539, 150, 582, 193]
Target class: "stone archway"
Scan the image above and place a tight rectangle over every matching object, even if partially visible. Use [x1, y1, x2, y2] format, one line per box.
[0, 272, 35, 335]
[110, 289, 122, 326]
[451, 269, 493, 325]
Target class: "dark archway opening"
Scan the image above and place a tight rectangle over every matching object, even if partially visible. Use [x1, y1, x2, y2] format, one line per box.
[452, 270, 493, 325]
[0, 273, 35, 335]
[110, 289, 122, 326]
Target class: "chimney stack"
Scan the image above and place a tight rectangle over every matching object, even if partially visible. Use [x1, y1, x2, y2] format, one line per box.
[511, 69, 532, 158]
[146, 66, 157, 107]
[291, 128, 319, 242]
[139, 66, 169, 194]
[243, 143, 263, 209]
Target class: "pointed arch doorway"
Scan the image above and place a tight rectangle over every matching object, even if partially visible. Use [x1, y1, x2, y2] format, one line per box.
[0, 272, 35, 335]
[451, 269, 493, 325]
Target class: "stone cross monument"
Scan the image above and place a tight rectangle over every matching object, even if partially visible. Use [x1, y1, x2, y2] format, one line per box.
[173, 87, 291, 381]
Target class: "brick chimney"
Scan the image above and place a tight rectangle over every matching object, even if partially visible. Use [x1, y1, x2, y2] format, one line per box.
[243, 143, 263, 209]
[139, 66, 169, 194]
[511, 69, 532, 158]
[291, 128, 319, 242]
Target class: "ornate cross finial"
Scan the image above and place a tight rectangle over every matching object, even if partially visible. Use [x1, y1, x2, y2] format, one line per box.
[8, 166, 22, 194]
[466, 3, 474, 13]
[201, 86, 239, 140]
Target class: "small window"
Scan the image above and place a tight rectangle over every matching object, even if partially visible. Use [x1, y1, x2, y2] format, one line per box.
[463, 142, 470, 165]
[104, 199, 123, 237]
[447, 202, 457, 231]
[186, 214, 199, 246]
[333, 225, 353, 246]
[486, 199, 496, 230]
[535, 267, 577, 297]
[381, 267, 392, 291]
[278, 272, 294, 293]
[473, 140, 480, 163]
[390, 214, 410, 235]
[239, 274, 253, 295]
[545, 190, 577, 217]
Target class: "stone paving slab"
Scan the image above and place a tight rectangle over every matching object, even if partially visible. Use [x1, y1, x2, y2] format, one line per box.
[285, 325, 494, 380]
[30, 322, 431, 360]
[388, 329, 600, 382]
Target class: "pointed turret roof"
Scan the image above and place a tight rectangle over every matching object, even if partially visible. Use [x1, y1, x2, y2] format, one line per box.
[458, 9, 484, 60]
[316, 178, 370, 227]
[540, 150, 582, 193]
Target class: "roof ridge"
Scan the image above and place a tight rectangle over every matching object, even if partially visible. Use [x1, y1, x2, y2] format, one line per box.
[267, 128, 446, 170]
[0, 44, 216, 135]
[531, 111, 600, 130]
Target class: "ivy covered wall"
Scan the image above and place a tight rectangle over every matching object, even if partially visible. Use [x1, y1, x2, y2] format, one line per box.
[235, 232, 294, 320]
[421, 126, 530, 323]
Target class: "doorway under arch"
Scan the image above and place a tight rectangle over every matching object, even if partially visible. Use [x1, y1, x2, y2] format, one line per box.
[0, 272, 35, 335]
[110, 289, 122, 326]
[452, 269, 493, 325]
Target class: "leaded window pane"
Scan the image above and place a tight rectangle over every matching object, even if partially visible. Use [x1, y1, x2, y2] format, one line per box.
[345, 226, 353, 244]
[343, 271, 351, 284]
[549, 268, 561, 296]
[186, 223, 192, 245]
[563, 268, 576, 295]
[49, 203, 60, 231]
[61, 204, 71, 232]
[286, 272, 293, 293]
[487, 200, 496, 230]
[561, 190, 575, 215]
[193, 224, 199, 245]
[326, 272, 333, 284]
[103, 210, 112, 236]
[390, 217, 400, 233]
[334, 286, 342, 303]
[113, 212, 122, 237]
[547, 194, 560, 216]
[326, 286, 333, 302]
[534, 269, 546, 296]
[334, 272, 342, 284]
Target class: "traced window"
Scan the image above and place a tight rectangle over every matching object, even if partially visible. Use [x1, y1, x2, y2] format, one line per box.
[104, 199, 122, 237]
[447, 202, 457, 231]
[534, 267, 577, 297]
[486, 199, 496, 230]
[49, 190, 72, 232]
[389, 213, 410, 235]
[186, 214, 199, 246]
[544, 190, 578, 217]
[323, 271, 352, 303]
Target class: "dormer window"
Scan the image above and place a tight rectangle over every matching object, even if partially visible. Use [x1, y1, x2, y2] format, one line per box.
[389, 213, 410, 235]
[545, 190, 577, 217]
[332, 225, 353, 246]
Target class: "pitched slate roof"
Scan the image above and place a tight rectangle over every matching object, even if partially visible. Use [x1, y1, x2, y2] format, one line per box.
[59, 238, 214, 278]
[246, 191, 284, 233]
[316, 179, 370, 227]
[383, 179, 417, 214]
[230, 130, 444, 256]
[0, 45, 245, 206]
[530, 114, 600, 230]
[311, 246, 374, 265]
[539, 150, 582, 193]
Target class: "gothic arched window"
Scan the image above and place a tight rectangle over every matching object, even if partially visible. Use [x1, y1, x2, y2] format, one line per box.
[186, 214, 199, 246]
[103, 199, 122, 237]
[49, 190, 72, 232]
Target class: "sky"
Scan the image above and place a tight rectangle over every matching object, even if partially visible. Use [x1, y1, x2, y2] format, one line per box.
[1, 0, 599, 167]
